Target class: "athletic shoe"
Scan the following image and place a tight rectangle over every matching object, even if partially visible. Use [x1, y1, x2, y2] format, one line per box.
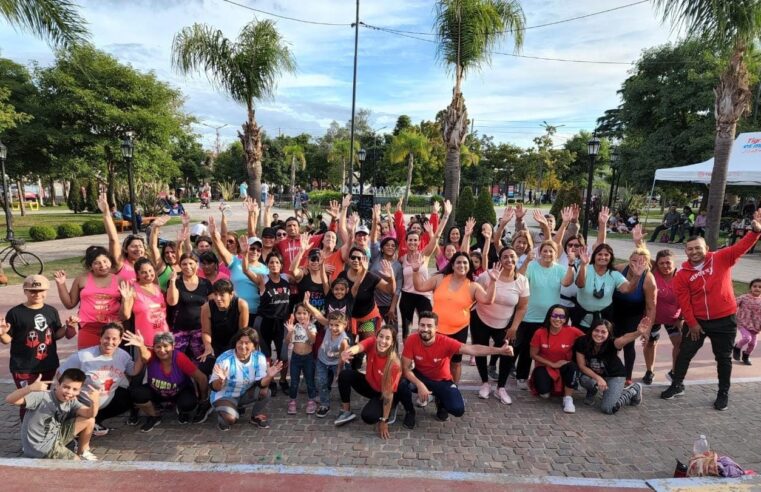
[217, 416, 231, 431]
[488, 366, 498, 381]
[562, 396, 575, 414]
[79, 449, 98, 461]
[287, 399, 297, 415]
[660, 383, 685, 400]
[177, 412, 191, 424]
[434, 399, 449, 422]
[732, 346, 742, 361]
[516, 379, 528, 390]
[193, 402, 213, 424]
[126, 408, 140, 426]
[642, 370, 654, 385]
[316, 406, 330, 418]
[141, 416, 161, 433]
[334, 410, 356, 426]
[478, 382, 491, 399]
[415, 394, 434, 408]
[666, 370, 674, 382]
[714, 391, 728, 411]
[584, 387, 598, 406]
[403, 412, 416, 430]
[495, 387, 512, 405]
[630, 383, 643, 406]
[250, 414, 270, 428]
[93, 424, 110, 437]
[306, 400, 317, 415]
[388, 405, 398, 425]
[742, 353, 752, 366]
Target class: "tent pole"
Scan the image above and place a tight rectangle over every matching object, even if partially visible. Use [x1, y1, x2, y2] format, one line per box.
[644, 176, 657, 236]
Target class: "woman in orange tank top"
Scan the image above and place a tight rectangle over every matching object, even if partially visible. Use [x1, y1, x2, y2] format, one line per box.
[411, 250, 501, 383]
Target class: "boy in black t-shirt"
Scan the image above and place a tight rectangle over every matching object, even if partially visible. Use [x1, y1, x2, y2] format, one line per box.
[0, 275, 77, 419]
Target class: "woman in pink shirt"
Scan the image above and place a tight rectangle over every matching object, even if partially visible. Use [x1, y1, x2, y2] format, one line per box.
[119, 258, 169, 347]
[98, 193, 147, 284]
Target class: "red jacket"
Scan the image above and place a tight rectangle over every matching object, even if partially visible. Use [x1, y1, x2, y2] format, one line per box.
[673, 230, 760, 327]
[395, 210, 438, 259]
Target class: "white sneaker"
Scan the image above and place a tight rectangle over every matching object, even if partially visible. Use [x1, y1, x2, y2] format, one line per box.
[496, 387, 512, 405]
[478, 382, 491, 399]
[516, 379, 528, 390]
[79, 449, 98, 461]
[562, 396, 576, 414]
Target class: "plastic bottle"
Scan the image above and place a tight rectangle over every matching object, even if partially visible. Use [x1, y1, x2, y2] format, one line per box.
[693, 434, 710, 454]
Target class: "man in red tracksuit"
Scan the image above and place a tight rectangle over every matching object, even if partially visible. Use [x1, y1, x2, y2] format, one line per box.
[661, 209, 761, 410]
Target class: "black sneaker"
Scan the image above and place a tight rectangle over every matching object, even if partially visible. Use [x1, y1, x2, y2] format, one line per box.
[126, 408, 140, 426]
[660, 383, 685, 400]
[714, 391, 728, 411]
[193, 402, 213, 424]
[742, 353, 752, 366]
[141, 416, 161, 433]
[642, 370, 654, 385]
[177, 412, 191, 424]
[250, 414, 270, 428]
[403, 411, 416, 429]
[732, 346, 741, 361]
[434, 399, 449, 422]
[666, 370, 674, 382]
[316, 406, 330, 418]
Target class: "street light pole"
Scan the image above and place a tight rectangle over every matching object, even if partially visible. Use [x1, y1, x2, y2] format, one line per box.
[121, 134, 138, 235]
[347, 0, 360, 196]
[607, 147, 619, 209]
[357, 148, 367, 196]
[0, 141, 14, 241]
[582, 136, 601, 240]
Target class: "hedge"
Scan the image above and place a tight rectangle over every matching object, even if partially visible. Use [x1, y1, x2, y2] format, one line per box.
[56, 223, 84, 239]
[29, 225, 57, 241]
[82, 220, 106, 235]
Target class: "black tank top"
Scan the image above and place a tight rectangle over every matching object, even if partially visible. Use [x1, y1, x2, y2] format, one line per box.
[209, 296, 241, 355]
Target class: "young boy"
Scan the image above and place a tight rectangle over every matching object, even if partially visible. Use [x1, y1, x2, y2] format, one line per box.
[0, 275, 78, 419]
[5, 368, 100, 460]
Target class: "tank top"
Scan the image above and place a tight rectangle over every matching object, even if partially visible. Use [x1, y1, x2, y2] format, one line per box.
[79, 273, 121, 324]
[612, 266, 646, 319]
[171, 277, 212, 331]
[654, 269, 681, 324]
[433, 275, 473, 335]
[209, 296, 241, 355]
[401, 255, 432, 298]
[318, 330, 348, 366]
[157, 265, 173, 292]
[117, 260, 137, 284]
[146, 350, 189, 399]
[132, 284, 169, 346]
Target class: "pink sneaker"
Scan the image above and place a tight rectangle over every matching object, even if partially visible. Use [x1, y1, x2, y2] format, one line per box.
[306, 400, 317, 415]
[287, 399, 297, 415]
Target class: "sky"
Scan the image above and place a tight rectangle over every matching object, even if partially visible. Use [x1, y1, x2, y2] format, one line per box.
[0, 0, 681, 150]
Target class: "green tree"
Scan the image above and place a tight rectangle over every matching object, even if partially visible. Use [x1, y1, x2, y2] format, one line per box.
[214, 141, 247, 184]
[393, 115, 412, 135]
[327, 139, 358, 190]
[434, 0, 525, 226]
[172, 20, 296, 204]
[654, 0, 761, 249]
[0, 0, 88, 48]
[474, 187, 496, 228]
[284, 143, 306, 193]
[389, 128, 432, 208]
[456, 186, 475, 225]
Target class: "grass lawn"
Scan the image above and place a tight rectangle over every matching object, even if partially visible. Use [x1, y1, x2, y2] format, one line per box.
[3, 255, 85, 286]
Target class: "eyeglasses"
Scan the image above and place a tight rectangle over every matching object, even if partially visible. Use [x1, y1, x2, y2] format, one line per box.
[276, 233, 287, 238]
[249, 247, 262, 252]
[309, 256, 321, 262]
[226, 239, 236, 244]
[550, 314, 567, 320]
[350, 255, 364, 261]
[567, 243, 581, 248]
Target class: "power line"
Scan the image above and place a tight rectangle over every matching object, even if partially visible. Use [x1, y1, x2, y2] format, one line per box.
[220, 0, 351, 27]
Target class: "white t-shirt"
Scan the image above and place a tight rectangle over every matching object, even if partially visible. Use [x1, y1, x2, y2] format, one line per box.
[190, 223, 208, 236]
[475, 272, 530, 328]
[59, 346, 134, 408]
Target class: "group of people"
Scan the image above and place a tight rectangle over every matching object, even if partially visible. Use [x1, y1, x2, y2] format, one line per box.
[2, 190, 760, 462]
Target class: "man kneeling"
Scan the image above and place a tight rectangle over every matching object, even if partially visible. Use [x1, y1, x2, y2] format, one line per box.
[5, 368, 100, 460]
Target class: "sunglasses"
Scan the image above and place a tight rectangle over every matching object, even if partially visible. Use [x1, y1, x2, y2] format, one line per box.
[550, 313, 567, 320]
[276, 233, 287, 238]
[350, 255, 365, 261]
[249, 246, 262, 252]
[226, 239, 236, 244]
[567, 243, 581, 248]
[309, 256, 321, 262]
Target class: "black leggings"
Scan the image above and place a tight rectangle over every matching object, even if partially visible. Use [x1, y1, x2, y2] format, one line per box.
[337, 368, 414, 423]
[515, 321, 543, 380]
[130, 384, 198, 413]
[614, 315, 641, 380]
[96, 387, 133, 425]
[470, 311, 510, 387]
[399, 291, 432, 339]
[257, 316, 286, 361]
[532, 362, 579, 396]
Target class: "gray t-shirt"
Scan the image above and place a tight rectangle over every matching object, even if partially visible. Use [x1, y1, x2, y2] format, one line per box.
[58, 346, 134, 408]
[21, 389, 83, 458]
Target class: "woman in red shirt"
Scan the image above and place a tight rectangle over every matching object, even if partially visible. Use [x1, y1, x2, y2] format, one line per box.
[529, 304, 584, 414]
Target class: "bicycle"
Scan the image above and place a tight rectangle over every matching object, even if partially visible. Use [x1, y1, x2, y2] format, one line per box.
[0, 239, 44, 277]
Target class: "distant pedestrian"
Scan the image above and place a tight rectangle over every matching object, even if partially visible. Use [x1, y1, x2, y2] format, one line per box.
[239, 181, 248, 200]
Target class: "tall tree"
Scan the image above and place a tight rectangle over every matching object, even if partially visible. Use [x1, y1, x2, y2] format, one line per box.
[0, 0, 88, 48]
[389, 128, 432, 208]
[284, 143, 306, 194]
[434, 0, 525, 226]
[327, 139, 358, 190]
[172, 20, 296, 204]
[654, 0, 761, 249]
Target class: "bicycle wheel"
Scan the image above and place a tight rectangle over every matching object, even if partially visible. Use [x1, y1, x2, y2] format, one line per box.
[10, 251, 44, 277]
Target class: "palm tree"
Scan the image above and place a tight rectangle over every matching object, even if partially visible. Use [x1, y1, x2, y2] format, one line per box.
[0, 0, 88, 48]
[172, 20, 296, 204]
[389, 128, 432, 208]
[434, 0, 525, 225]
[653, 0, 761, 249]
[284, 143, 306, 195]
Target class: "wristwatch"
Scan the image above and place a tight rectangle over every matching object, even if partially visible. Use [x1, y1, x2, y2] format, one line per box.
[378, 416, 388, 423]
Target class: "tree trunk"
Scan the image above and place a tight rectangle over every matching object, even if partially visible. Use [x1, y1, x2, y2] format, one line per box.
[705, 45, 751, 250]
[403, 152, 414, 209]
[290, 155, 296, 195]
[442, 88, 468, 229]
[239, 103, 263, 205]
[17, 180, 26, 217]
[48, 178, 57, 206]
[341, 156, 346, 193]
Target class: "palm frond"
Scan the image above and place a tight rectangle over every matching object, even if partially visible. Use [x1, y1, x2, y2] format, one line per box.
[234, 19, 297, 101]
[284, 144, 307, 169]
[389, 129, 431, 164]
[653, 0, 761, 47]
[0, 0, 88, 48]
[171, 23, 237, 95]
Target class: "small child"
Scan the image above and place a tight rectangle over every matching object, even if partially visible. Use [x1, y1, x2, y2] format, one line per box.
[314, 312, 350, 417]
[5, 368, 100, 460]
[0, 275, 78, 419]
[470, 251, 484, 278]
[733, 278, 761, 365]
[304, 279, 353, 356]
[286, 304, 318, 414]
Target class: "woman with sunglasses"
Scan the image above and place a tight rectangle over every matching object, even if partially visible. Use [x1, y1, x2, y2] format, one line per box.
[291, 232, 330, 314]
[528, 305, 584, 413]
[166, 253, 213, 362]
[97, 193, 147, 283]
[371, 236, 403, 326]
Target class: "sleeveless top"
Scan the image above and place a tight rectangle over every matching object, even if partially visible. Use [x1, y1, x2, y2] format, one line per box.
[318, 330, 349, 366]
[433, 275, 473, 335]
[79, 273, 121, 324]
[401, 255, 432, 298]
[116, 260, 137, 284]
[612, 266, 646, 319]
[157, 265, 173, 292]
[146, 350, 190, 399]
[132, 285, 169, 346]
[209, 296, 241, 355]
[654, 269, 681, 324]
[171, 277, 212, 331]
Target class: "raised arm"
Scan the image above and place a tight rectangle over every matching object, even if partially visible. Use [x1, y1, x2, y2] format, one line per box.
[118, 281, 135, 321]
[595, 206, 610, 248]
[473, 263, 501, 304]
[149, 215, 171, 270]
[290, 232, 311, 281]
[338, 194, 352, 247]
[181, 212, 192, 255]
[165, 270, 180, 306]
[370, 203, 381, 245]
[243, 197, 260, 237]
[410, 252, 439, 293]
[302, 291, 329, 326]
[208, 217, 234, 266]
[422, 200, 451, 258]
[575, 248, 590, 288]
[561, 251, 576, 287]
[495, 207, 514, 249]
[553, 206, 573, 251]
[262, 194, 274, 230]
[460, 217, 475, 255]
[53, 271, 80, 309]
[532, 210, 552, 242]
[97, 193, 123, 271]
[513, 203, 527, 232]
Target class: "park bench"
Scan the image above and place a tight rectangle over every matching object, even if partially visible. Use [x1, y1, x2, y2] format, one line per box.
[116, 216, 157, 232]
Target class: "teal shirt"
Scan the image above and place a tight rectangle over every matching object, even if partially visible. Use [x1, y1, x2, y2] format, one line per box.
[576, 265, 626, 325]
[524, 261, 568, 323]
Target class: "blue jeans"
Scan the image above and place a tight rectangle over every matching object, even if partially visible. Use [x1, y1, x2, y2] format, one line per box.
[315, 359, 338, 407]
[408, 369, 465, 417]
[289, 353, 317, 400]
[579, 374, 625, 414]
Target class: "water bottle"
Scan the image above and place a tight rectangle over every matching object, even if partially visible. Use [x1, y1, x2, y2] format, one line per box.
[219, 199, 232, 217]
[693, 434, 710, 454]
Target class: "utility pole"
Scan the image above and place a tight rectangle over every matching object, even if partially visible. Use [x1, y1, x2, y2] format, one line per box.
[348, 0, 360, 196]
[200, 122, 229, 158]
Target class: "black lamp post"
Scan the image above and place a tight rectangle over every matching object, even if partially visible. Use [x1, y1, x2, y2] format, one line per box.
[357, 148, 367, 196]
[120, 134, 138, 235]
[607, 147, 619, 208]
[582, 135, 601, 240]
[0, 141, 13, 241]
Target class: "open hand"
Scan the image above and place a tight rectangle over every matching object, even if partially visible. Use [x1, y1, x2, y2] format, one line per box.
[267, 360, 284, 378]
[122, 331, 145, 348]
[28, 374, 51, 392]
[53, 270, 67, 285]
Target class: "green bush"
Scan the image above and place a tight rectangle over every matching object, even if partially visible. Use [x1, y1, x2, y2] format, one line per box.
[82, 220, 106, 235]
[66, 178, 85, 213]
[474, 188, 497, 227]
[56, 223, 84, 239]
[307, 190, 343, 204]
[29, 225, 57, 241]
[456, 187, 475, 225]
[549, 185, 583, 224]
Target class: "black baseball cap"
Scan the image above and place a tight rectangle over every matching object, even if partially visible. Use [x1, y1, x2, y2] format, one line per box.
[262, 227, 276, 238]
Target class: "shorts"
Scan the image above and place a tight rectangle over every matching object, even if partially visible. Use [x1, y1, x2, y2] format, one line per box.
[649, 324, 680, 342]
[443, 325, 469, 363]
[45, 419, 77, 460]
[357, 318, 378, 335]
